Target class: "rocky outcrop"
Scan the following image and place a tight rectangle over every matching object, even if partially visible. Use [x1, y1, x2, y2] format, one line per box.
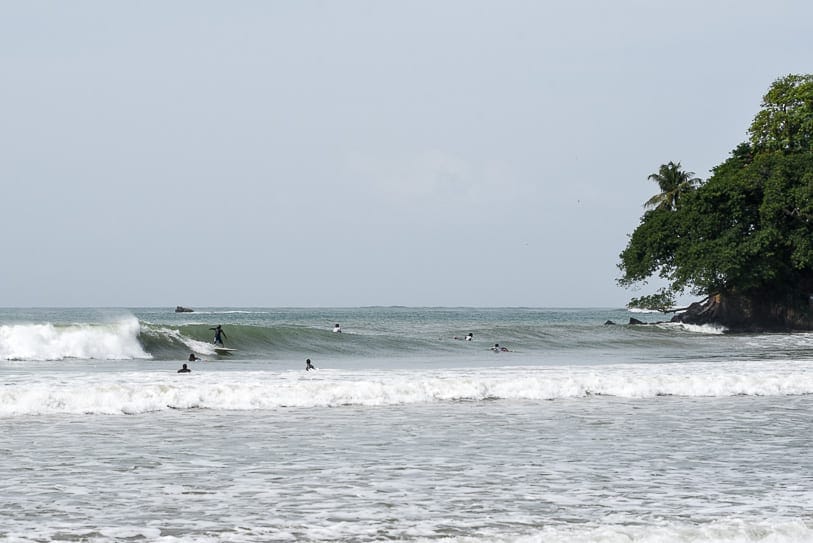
[671, 293, 813, 332]
[175, 306, 194, 313]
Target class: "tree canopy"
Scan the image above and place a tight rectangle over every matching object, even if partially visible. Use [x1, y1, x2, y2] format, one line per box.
[619, 74, 813, 314]
[749, 74, 813, 153]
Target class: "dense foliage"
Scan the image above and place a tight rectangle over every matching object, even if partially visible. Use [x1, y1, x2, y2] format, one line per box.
[619, 74, 813, 314]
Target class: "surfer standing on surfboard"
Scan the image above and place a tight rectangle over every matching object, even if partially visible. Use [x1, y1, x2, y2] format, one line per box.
[210, 325, 227, 346]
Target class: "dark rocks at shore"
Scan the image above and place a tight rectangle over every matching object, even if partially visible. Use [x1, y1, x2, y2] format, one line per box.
[606, 317, 659, 326]
[670, 293, 813, 332]
[175, 306, 194, 313]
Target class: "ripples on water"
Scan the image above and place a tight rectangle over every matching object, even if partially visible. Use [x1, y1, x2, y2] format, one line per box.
[2, 396, 812, 542]
[2, 308, 813, 542]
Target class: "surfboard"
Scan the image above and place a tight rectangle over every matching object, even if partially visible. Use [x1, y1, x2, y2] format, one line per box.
[214, 347, 237, 354]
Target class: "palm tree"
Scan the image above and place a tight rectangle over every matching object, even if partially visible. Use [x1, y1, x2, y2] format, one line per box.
[644, 161, 701, 211]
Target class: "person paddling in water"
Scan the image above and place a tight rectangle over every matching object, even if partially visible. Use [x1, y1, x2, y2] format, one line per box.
[210, 325, 227, 346]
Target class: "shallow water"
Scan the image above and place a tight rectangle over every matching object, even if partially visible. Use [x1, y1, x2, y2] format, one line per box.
[2, 308, 812, 542]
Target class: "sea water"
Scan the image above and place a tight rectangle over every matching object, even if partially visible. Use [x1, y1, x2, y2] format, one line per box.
[1, 307, 812, 542]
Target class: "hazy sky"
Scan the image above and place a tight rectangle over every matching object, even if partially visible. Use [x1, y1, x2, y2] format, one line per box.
[2, 1, 812, 307]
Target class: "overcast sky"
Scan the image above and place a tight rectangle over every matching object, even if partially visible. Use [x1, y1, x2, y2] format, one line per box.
[2, 1, 812, 308]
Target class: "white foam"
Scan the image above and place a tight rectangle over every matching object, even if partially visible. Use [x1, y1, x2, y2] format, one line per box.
[655, 321, 727, 334]
[414, 518, 813, 543]
[143, 324, 218, 355]
[0, 317, 150, 361]
[4, 517, 810, 543]
[2, 359, 812, 416]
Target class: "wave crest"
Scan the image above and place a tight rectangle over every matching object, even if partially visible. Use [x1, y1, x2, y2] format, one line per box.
[2, 361, 811, 416]
[0, 317, 149, 361]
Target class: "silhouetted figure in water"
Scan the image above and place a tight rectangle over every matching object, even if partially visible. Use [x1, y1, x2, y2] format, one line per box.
[188, 353, 200, 362]
[333, 323, 342, 333]
[178, 363, 191, 373]
[306, 358, 316, 371]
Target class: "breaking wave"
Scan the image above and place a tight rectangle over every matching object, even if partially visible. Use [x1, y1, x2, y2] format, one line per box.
[2, 360, 811, 416]
[0, 317, 149, 361]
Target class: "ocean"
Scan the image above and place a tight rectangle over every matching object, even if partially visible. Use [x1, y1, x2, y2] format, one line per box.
[1, 307, 811, 543]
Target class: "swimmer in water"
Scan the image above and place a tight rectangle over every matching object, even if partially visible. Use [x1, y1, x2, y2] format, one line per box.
[178, 363, 191, 373]
[306, 358, 316, 371]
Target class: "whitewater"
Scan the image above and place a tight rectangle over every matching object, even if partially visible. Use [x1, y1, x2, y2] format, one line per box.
[1, 307, 812, 542]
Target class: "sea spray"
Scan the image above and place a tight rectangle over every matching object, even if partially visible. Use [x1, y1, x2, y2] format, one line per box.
[0, 317, 149, 361]
[2, 360, 812, 416]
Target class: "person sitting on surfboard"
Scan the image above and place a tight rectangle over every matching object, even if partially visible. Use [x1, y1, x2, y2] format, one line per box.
[177, 363, 191, 373]
[333, 324, 342, 333]
[210, 325, 227, 345]
[306, 358, 316, 371]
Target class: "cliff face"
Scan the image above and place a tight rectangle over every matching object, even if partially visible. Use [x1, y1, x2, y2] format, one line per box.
[671, 293, 813, 332]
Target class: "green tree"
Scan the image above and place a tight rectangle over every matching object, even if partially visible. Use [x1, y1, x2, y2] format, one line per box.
[627, 289, 676, 312]
[619, 74, 813, 329]
[643, 161, 701, 211]
[749, 74, 813, 153]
